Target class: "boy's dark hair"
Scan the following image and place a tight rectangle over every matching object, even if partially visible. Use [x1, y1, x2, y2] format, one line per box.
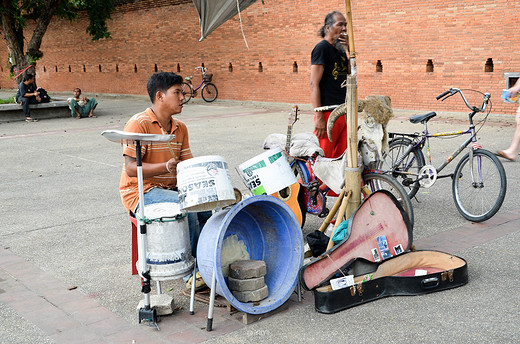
[147, 72, 183, 103]
[23, 73, 34, 82]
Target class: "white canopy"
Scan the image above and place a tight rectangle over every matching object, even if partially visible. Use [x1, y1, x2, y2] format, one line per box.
[192, 0, 258, 41]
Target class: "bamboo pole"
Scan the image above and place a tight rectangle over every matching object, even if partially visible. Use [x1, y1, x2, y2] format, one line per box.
[343, 0, 361, 218]
[344, 0, 357, 73]
[318, 188, 346, 233]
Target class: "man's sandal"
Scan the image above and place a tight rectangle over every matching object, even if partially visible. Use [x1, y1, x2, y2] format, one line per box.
[25, 117, 38, 122]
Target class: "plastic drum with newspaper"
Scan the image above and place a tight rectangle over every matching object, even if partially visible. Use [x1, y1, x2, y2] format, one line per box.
[137, 202, 194, 281]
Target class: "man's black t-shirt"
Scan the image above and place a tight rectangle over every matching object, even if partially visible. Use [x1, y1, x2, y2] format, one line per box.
[311, 39, 349, 106]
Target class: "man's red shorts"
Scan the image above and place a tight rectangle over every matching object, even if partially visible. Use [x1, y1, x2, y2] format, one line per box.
[314, 110, 347, 159]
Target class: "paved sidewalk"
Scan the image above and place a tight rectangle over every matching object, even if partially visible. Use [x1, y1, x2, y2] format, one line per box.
[1, 210, 518, 343]
[1, 92, 519, 343]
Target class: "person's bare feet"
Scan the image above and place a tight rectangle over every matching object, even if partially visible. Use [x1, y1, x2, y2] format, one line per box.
[495, 150, 515, 161]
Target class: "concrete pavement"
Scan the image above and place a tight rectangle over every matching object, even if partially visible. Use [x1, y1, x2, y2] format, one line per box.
[0, 90, 519, 343]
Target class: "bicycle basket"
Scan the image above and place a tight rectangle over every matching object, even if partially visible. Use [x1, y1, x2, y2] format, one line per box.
[203, 73, 213, 82]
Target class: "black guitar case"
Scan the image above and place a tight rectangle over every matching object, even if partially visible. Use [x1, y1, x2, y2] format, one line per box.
[299, 190, 468, 314]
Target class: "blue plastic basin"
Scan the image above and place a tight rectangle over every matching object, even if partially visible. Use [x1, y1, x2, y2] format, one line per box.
[196, 195, 303, 314]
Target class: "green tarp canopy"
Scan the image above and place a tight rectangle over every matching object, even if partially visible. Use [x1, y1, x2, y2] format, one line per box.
[192, 0, 258, 40]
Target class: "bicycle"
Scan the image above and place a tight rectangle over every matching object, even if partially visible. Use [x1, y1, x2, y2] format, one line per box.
[378, 87, 507, 222]
[182, 66, 218, 104]
[277, 105, 414, 227]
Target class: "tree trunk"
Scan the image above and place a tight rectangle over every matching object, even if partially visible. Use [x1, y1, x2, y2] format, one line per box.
[0, 0, 62, 83]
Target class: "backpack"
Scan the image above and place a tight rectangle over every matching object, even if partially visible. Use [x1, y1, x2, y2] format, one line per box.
[37, 87, 51, 103]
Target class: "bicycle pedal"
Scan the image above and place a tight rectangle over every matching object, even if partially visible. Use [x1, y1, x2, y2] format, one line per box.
[402, 178, 414, 186]
[318, 208, 329, 218]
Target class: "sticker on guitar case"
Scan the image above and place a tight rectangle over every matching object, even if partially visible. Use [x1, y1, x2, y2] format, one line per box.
[371, 248, 381, 262]
[414, 269, 428, 276]
[393, 244, 404, 255]
[330, 275, 355, 290]
[376, 235, 393, 260]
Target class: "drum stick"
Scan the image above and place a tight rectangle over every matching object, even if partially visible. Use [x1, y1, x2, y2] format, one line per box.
[161, 128, 177, 160]
[189, 259, 197, 315]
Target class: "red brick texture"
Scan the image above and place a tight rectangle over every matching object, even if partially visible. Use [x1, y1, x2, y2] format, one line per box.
[1, 0, 519, 114]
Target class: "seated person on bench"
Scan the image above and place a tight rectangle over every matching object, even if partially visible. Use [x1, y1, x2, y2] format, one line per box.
[67, 88, 98, 119]
[15, 73, 40, 122]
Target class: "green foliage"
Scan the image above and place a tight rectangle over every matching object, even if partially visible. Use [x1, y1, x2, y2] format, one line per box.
[0, 96, 16, 104]
[0, 0, 115, 83]
[56, 0, 116, 40]
[84, 0, 115, 40]
[28, 55, 37, 64]
[0, 0, 115, 41]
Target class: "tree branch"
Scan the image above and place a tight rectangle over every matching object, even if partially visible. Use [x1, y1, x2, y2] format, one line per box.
[27, 0, 63, 58]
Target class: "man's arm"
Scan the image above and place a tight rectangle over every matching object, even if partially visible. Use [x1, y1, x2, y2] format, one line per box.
[124, 155, 177, 178]
[310, 64, 326, 138]
[19, 84, 38, 98]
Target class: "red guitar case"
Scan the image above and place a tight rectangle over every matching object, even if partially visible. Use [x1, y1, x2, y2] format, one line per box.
[299, 190, 468, 314]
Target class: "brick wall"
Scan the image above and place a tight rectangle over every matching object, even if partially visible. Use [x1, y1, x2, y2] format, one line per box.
[1, 0, 519, 114]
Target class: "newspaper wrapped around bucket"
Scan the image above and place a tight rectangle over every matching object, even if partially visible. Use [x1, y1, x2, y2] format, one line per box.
[177, 156, 236, 212]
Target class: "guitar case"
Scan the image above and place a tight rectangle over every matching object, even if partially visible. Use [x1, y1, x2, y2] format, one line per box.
[299, 190, 468, 314]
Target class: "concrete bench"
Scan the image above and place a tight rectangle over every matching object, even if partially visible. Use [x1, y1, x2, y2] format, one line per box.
[0, 99, 71, 122]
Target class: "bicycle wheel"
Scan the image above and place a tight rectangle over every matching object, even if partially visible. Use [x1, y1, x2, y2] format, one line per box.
[290, 159, 310, 227]
[452, 149, 507, 222]
[181, 82, 193, 104]
[201, 83, 218, 102]
[380, 138, 425, 199]
[291, 159, 311, 184]
[362, 172, 415, 229]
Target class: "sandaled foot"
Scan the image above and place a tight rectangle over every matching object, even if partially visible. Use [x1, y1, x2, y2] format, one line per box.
[25, 117, 38, 122]
[88, 114, 96, 118]
[495, 150, 515, 161]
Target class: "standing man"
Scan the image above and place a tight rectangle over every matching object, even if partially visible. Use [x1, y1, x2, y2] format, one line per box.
[310, 11, 350, 158]
[119, 72, 211, 255]
[67, 88, 98, 119]
[15, 73, 40, 122]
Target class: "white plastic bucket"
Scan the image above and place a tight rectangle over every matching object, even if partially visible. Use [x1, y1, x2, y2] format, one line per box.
[138, 202, 194, 281]
[177, 156, 236, 212]
[238, 147, 297, 195]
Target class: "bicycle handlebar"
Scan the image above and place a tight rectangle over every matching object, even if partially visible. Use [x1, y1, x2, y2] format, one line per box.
[436, 89, 452, 100]
[195, 66, 207, 73]
[436, 87, 490, 113]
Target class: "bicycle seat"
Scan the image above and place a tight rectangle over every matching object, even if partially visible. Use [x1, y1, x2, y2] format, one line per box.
[409, 111, 436, 124]
[185, 76, 193, 81]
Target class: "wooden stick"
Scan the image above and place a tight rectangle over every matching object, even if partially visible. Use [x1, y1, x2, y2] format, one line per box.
[318, 188, 346, 233]
[343, 0, 361, 218]
[344, 0, 356, 60]
[326, 190, 352, 251]
[344, 77, 360, 219]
